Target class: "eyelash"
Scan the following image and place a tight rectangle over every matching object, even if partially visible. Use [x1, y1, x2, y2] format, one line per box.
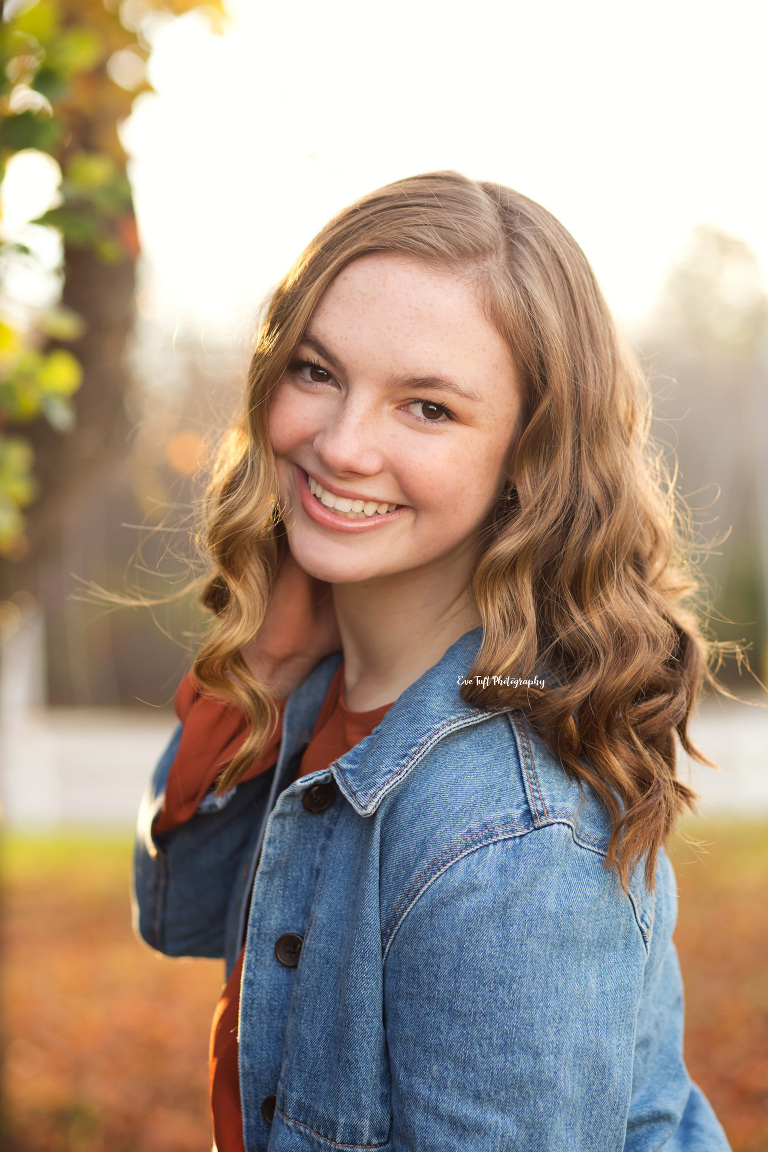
[287, 358, 457, 426]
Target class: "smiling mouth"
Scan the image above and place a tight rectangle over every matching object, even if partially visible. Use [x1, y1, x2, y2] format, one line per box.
[306, 473, 403, 520]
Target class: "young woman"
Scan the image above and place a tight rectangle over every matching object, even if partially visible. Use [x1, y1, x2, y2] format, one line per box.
[133, 171, 733, 1151]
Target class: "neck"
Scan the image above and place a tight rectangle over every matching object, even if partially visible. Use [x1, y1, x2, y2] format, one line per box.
[332, 549, 482, 712]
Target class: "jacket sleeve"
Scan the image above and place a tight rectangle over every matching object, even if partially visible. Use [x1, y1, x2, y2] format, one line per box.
[382, 822, 652, 1152]
[131, 673, 284, 964]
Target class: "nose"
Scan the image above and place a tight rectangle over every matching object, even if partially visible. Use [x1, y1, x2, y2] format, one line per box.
[311, 392, 386, 479]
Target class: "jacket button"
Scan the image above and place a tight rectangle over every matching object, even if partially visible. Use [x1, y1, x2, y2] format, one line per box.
[274, 932, 303, 967]
[261, 1094, 276, 1124]
[303, 781, 337, 813]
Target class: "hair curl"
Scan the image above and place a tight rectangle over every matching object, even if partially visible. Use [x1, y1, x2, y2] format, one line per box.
[193, 170, 737, 892]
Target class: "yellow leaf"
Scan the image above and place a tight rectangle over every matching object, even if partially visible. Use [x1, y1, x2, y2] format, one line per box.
[0, 322, 23, 358]
[66, 151, 117, 190]
[37, 349, 83, 396]
[12, 0, 60, 43]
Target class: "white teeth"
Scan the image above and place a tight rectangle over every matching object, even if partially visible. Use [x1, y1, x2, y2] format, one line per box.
[307, 474, 400, 518]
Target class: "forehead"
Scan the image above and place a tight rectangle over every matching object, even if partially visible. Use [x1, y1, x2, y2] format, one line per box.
[309, 252, 514, 377]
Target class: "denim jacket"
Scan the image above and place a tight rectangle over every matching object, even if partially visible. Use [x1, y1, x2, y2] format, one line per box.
[132, 626, 731, 1151]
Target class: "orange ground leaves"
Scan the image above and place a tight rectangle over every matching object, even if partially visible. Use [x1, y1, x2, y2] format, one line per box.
[0, 819, 765, 1151]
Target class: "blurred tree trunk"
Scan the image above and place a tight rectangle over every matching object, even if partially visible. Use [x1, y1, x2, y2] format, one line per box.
[33, 243, 137, 704]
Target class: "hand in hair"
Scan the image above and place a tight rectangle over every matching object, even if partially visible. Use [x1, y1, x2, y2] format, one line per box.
[241, 546, 342, 699]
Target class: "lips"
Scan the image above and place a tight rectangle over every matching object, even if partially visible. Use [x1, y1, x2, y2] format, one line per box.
[306, 474, 401, 521]
[294, 465, 408, 534]
[304, 469, 401, 510]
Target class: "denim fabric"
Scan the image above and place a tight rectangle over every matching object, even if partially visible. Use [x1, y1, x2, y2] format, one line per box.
[132, 627, 731, 1151]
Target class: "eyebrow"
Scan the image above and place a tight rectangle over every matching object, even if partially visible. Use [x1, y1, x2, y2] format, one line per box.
[298, 331, 483, 404]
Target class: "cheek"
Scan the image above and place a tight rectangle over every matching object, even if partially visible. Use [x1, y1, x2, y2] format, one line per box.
[416, 461, 506, 547]
[403, 443, 499, 519]
[268, 385, 313, 456]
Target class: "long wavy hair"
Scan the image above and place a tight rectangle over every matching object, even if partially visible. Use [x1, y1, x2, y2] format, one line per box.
[193, 170, 734, 892]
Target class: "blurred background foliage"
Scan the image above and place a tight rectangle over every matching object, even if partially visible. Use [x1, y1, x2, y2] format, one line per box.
[0, 0, 226, 705]
[641, 224, 768, 684]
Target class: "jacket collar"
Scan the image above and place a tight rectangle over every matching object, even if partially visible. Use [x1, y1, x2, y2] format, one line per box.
[326, 626, 501, 816]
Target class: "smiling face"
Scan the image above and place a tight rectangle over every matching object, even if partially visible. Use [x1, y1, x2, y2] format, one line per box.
[267, 252, 523, 591]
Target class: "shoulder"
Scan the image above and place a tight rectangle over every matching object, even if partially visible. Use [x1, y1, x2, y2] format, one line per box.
[378, 708, 614, 860]
[377, 708, 657, 954]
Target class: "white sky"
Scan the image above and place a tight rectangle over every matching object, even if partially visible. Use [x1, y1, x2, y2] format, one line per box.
[8, 0, 768, 345]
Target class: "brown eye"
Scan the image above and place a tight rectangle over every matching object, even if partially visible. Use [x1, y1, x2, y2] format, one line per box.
[308, 364, 331, 383]
[288, 359, 334, 386]
[407, 399, 453, 424]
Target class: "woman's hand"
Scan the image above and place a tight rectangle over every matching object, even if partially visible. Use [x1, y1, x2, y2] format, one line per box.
[241, 547, 342, 699]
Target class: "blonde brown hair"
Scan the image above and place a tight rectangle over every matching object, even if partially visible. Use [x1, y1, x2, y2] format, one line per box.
[194, 170, 733, 892]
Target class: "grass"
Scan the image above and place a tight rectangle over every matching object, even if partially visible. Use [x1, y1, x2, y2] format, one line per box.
[0, 819, 765, 1151]
[1, 829, 135, 884]
[1, 829, 222, 1152]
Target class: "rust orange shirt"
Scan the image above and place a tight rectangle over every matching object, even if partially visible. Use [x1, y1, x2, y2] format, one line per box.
[152, 677, 286, 838]
[156, 663, 394, 1152]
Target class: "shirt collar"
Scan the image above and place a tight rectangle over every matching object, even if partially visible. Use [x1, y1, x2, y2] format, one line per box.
[327, 626, 501, 816]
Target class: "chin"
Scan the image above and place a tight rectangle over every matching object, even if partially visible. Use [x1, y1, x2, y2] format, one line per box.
[282, 533, 344, 580]
[285, 534, 400, 586]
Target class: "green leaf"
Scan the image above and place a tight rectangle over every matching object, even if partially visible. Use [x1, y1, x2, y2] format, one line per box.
[94, 236, 125, 263]
[0, 110, 62, 154]
[46, 28, 103, 75]
[0, 239, 33, 259]
[5, 472, 36, 505]
[0, 434, 36, 509]
[90, 177, 133, 216]
[63, 154, 133, 216]
[32, 64, 69, 103]
[0, 374, 43, 420]
[38, 307, 87, 342]
[11, 0, 60, 44]
[66, 151, 117, 191]
[0, 500, 28, 551]
[31, 205, 100, 244]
